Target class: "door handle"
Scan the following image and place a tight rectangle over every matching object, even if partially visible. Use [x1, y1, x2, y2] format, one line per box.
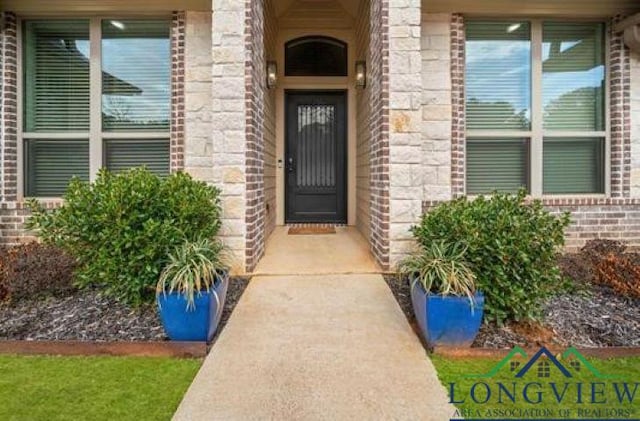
[287, 157, 295, 173]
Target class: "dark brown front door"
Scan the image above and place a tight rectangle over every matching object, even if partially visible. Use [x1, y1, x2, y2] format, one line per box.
[285, 91, 347, 223]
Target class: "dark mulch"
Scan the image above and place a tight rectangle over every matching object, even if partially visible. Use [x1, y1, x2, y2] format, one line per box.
[384, 247, 640, 349]
[0, 277, 250, 342]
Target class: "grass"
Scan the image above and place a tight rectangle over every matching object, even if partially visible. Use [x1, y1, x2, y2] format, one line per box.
[432, 355, 640, 420]
[0, 355, 201, 421]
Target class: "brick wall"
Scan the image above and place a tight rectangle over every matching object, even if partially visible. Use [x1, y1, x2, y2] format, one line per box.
[170, 11, 186, 172]
[368, 0, 390, 268]
[630, 50, 640, 196]
[355, 0, 371, 241]
[450, 13, 465, 198]
[1, 12, 17, 204]
[610, 15, 632, 198]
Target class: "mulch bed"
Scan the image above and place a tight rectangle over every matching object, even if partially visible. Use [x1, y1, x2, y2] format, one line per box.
[0, 277, 250, 342]
[383, 252, 640, 349]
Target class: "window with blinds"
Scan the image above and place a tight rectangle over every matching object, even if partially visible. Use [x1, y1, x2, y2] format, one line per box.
[22, 18, 170, 197]
[465, 20, 606, 195]
[23, 20, 90, 132]
[466, 22, 531, 131]
[104, 140, 169, 176]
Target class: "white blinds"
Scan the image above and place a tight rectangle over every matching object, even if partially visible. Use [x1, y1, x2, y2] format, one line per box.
[543, 23, 605, 131]
[465, 22, 531, 131]
[23, 20, 90, 132]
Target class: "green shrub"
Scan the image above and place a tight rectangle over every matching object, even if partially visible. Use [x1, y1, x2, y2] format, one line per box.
[26, 168, 222, 305]
[410, 189, 570, 325]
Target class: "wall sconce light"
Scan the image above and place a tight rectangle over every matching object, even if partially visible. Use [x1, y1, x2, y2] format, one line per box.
[355, 61, 366, 88]
[267, 61, 278, 89]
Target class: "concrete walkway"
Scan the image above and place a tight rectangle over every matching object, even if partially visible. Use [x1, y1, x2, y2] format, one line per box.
[253, 227, 380, 275]
[174, 274, 456, 420]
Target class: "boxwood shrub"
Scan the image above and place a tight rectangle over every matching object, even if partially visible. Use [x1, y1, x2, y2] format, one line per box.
[26, 168, 222, 305]
[410, 190, 570, 325]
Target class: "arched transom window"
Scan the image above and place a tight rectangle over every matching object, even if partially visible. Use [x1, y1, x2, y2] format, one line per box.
[285, 36, 348, 77]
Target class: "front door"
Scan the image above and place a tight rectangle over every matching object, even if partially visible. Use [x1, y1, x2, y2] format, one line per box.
[285, 91, 347, 223]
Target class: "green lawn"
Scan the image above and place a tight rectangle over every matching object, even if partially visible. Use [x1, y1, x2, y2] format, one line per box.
[0, 355, 201, 421]
[432, 355, 640, 420]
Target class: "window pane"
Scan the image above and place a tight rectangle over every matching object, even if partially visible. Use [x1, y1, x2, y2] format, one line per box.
[467, 138, 529, 194]
[285, 37, 348, 76]
[23, 20, 90, 132]
[104, 140, 170, 176]
[102, 20, 170, 131]
[543, 137, 604, 194]
[465, 22, 531, 130]
[24, 140, 90, 197]
[543, 23, 605, 131]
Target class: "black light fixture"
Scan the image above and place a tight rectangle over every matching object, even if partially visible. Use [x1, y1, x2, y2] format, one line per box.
[355, 60, 366, 88]
[267, 61, 278, 89]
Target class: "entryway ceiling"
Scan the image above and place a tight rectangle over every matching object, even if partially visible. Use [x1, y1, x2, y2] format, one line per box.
[275, 0, 361, 18]
[276, 0, 362, 29]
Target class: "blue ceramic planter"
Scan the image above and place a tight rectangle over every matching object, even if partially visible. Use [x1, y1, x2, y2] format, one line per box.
[157, 271, 229, 342]
[410, 278, 484, 347]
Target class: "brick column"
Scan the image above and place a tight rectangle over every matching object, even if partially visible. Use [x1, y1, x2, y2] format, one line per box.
[368, 0, 391, 269]
[170, 11, 186, 173]
[387, 0, 422, 267]
[610, 15, 632, 198]
[244, 0, 266, 272]
[1, 12, 18, 203]
[211, 0, 248, 273]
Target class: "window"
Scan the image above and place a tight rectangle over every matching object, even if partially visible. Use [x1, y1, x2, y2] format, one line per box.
[22, 18, 170, 197]
[465, 21, 606, 195]
[285, 36, 348, 76]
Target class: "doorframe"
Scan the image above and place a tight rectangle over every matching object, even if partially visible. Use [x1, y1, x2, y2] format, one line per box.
[284, 89, 349, 224]
[275, 29, 357, 226]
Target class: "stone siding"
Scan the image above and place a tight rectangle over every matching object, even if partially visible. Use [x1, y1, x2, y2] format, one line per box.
[184, 11, 213, 182]
[210, 0, 249, 272]
[388, 0, 422, 266]
[421, 13, 453, 202]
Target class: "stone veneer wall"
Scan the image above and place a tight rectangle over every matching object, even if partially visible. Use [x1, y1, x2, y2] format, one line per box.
[387, 0, 423, 266]
[421, 13, 453, 202]
[355, 0, 371, 241]
[367, 0, 390, 268]
[263, 0, 278, 242]
[210, 0, 249, 272]
[184, 11, 213, 183]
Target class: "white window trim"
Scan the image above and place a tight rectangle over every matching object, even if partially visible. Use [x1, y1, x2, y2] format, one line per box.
[465, 18, 611, 198]
[16, 15, 171, 200]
